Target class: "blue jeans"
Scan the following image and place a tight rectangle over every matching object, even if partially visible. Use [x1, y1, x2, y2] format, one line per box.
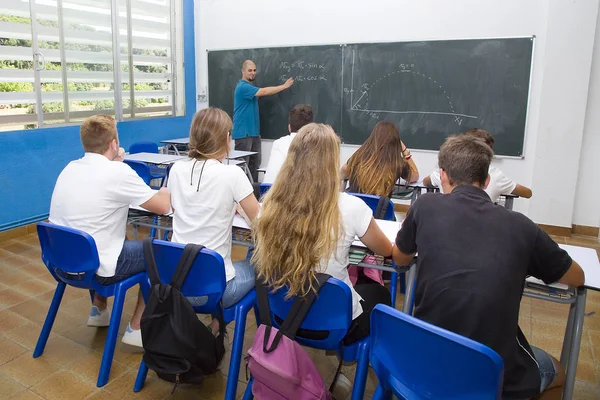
[95, 240, 145, 285]
[187, 259, 256, 309]
[503, 346, 558, 400]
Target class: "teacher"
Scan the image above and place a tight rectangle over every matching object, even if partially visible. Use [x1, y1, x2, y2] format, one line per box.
[232, 60, 294, 182]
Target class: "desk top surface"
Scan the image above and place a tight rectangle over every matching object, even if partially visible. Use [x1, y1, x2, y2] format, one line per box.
[124, 153, 186, 164]
[160, 137, 189, 145]
[228, 150, 257, 159]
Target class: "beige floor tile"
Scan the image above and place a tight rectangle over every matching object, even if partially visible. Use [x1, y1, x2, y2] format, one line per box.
[0, 309, 30, 334]
[31, 370, 98, 400]
[573, 380, 600, 400]
[9, 298, 53, 326]
[4, 321, 48, 350]
[33, 334, 91, 369]
[67, 350, 129, 384]
[584, 315, 600, 332]
[109, 341, 144, 369]
[0, 254, 33, 269]
[104, 370, 170, 400]
[588, 330, 600, 346]
[0, 288, 33, 311]
[0, 268, 32, 286]
[531, 304, 571, 324]
[11, 390, 45, 400]
[13, 279, 57, 298]
[574, 360, 600, 384]
[0, 373, 28, 398]
[0, 337, 28, 366]
[17, 261, 49, 278]
[0, 353, 59, 387]
[531, 318, 572, 338]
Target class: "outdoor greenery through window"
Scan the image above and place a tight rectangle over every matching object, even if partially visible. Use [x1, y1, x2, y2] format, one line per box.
[0, 0, 184, 132]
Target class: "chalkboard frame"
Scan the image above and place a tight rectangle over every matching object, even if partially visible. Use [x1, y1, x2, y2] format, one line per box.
[206, 35, 535, 159]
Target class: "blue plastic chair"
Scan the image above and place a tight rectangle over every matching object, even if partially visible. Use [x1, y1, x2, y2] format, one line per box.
[369, 304, 504, 400]
[129, 141, 167, 183]
[259, 182, 271, 196]
[243, 277, 370, 400]
[124, 159, 152, 185]
[133, 239, 256, 400]
[348, 192, 396, 221]
[34, 222, 147, 387]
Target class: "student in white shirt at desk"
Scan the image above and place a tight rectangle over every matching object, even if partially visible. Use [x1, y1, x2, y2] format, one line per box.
[262, 104, 313, 184]
[253, 123, 393, 344]
[49, 115, 171, 348]
[423, 128, 532, 202]
[393, 134, 584, 400]
[168, 107, 260, 335]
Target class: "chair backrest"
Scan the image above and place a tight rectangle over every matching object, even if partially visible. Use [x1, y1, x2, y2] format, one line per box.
[37, 221, 100, 289]
[259, 183, 271, 196]
[348, 192, 395, 221]
[129, 141, 159, 154]
[370, 304, 504, 399]
[124, 160, 152, 185]
[266, 277, 353, 350]
[148, 239, 227, 313]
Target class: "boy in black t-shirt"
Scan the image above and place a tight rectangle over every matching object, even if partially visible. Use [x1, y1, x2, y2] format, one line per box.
[392, 134, 584, 399]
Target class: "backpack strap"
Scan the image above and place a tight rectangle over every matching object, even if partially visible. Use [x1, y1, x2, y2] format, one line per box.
[374, 195, 391, 220]
[261, 273, 330, 353]
[170, 243, 205, 290]
[255, 276, 273, 327]
[143, 238, 162, 286]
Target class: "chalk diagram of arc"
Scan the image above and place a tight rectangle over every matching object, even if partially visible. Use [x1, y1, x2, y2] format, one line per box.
[348, 50, 478, 125]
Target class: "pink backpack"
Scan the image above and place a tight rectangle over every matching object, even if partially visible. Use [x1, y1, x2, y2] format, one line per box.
[246, 274, 343, 399]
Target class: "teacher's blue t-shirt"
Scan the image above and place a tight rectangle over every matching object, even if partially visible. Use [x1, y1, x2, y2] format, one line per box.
[232, 80, 260, 139]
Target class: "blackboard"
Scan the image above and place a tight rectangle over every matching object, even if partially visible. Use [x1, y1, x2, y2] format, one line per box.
[208, 38, 533, 157]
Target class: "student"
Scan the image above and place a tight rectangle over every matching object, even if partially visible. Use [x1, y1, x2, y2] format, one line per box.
[262, 104, 314, 184]
[423, 128, 532, 201]
[393, 134, 584, 400]
[49, 115, 171, 347]
[168, 107, 260, 334]
[341, 120, 419, 197]
[253, 123, 393, 345]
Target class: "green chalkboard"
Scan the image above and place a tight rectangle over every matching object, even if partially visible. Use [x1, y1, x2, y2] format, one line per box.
[208, 38, 533, 157]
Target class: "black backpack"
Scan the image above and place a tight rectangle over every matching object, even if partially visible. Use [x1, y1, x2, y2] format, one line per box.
[140, 238, 226, 392]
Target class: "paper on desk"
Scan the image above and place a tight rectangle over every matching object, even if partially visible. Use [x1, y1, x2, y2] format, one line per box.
[559, 244, 600, 290]
[352, 219, 401, 248]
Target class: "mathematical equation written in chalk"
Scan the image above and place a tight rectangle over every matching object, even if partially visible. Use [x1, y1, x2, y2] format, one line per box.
[278, 61, 329, 83]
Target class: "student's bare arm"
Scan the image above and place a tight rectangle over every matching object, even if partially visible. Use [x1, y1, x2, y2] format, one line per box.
[239, 192, 260, 221]
[423, 175, 433, 187]
[255, 78, 294, 97]
[406, 158, 419, 183]
[359, 218, 393, 257]
[557, 260, 585, 287]
[392, 244, 416, 267]
[511, 184, 533, 199]
[140, 187, 171, 215]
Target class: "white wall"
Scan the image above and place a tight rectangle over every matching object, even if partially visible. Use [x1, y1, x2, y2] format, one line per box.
[573, 5, 600, 228]
[195, 0, 599, 227]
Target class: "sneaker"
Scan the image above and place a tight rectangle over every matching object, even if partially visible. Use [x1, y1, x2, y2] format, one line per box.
[121, 323, 143, 348]
[87, 306, 110, 327]
[331, 373, 352, 400]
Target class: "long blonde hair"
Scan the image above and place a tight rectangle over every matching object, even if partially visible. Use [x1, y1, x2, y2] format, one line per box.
[251, 123, 341, 298]
[346, 120, 407, 196]
[188, 107, 231, 160]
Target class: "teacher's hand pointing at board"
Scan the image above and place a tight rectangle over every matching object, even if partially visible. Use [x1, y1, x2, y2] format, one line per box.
[283, 77, 294, 88]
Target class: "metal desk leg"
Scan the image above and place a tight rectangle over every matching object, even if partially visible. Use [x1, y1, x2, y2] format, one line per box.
[133, 224, 139, 240]
[505, 197, 514, 210]
[560, 298, 577, 367]
[402, 262, 417, 314]
[562, 287, 587, 400]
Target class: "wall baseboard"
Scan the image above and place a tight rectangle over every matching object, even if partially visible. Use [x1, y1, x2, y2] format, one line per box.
[572, 224, 600, 237]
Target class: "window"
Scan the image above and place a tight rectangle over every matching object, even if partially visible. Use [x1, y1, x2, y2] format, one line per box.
[0, 0, 183, 132]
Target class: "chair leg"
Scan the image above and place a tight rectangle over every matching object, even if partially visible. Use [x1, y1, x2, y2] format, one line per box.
[33, 282, 66, 358]
[350, 341, 370, 400]
[242, 377, 254, 400]
[390, 272, 398, 309]
[225, 305, 249, 400]
[89, 289, 95, 303]
[133, 359, 149, 392]
[97, 285, 127, 387]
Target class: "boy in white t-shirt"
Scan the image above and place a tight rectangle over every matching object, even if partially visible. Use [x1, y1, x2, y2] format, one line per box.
[423, 129, 532, 202]
[262, 104, 313, 184]
[49, 115, 171, 347]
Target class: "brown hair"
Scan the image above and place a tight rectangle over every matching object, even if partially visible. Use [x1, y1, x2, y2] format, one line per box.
[188, 107, 232, 160]
[251, 123, 341, 298]
[346, 120, 407, 196]
[80, 115, 117, 154]
[289, 104, 313, 132]
[438, 134, 493, 187]
[465, 128, 494, 150]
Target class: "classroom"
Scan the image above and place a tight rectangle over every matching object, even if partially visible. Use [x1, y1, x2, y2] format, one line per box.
[1, 0, 600, 399]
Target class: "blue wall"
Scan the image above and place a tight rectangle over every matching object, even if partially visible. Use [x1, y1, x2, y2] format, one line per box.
[0, 0, 196, 231]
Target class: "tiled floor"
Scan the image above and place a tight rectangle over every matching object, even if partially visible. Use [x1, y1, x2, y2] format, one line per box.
[0, 228, 599, 399]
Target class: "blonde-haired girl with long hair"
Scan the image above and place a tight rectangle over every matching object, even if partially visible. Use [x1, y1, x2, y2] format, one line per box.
[252, 123, 393, 344]
[168, 107, 260, 334]
[342, 120, 418, 197]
